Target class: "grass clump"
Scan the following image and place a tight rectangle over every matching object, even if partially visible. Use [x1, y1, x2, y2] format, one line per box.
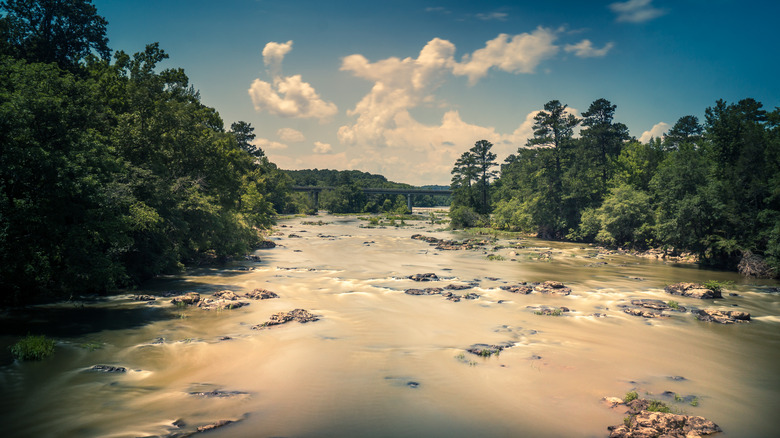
[486, 254, 505, 261]
[703, 280, 733, 293]
[646, 400, 672, 413]
[624, 391, 639, 403]
[10, 334, 55, 361]
[690, 396, 699, 407]
[78, 341, 104, 352]
[667, 300, 680, 310]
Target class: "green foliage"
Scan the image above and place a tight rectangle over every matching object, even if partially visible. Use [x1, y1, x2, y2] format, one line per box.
[0, 9, 289, 303]
[624, 391, 639, 403]
[646, 400, 672, 413]
[703, 280, 733, 293]
[690, 397, 699, 407]
[449, 206, 486, 229]
[486, 97, 780, 276]
[10, 334, 55, 360]
[667, 300, 679, 310]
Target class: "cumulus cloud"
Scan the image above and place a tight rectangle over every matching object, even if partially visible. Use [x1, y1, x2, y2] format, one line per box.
[277, 127, 305, 143]
[253, 137, 288, 150]
[452, 27, 560, 85]
[609, 0, 667, 23]
[334, 32, 600, 184]
[639, 121, 669, 143]
[248, 41, 338, 121]
[313, 141, 333, 154]
[564, 39, 615, 58]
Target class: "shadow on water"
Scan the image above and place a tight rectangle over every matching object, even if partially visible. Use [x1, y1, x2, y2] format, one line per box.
[0, 304, 175, 338]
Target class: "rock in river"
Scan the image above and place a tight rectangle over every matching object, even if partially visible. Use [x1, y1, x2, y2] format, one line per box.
[245, 288, 279, 299]
[409, 272, 439, 281]
[694, 308, 750, 324]
[252, 309, 319, 329]
[665, 282, 722, 299]
[171, 292, 200, 305]
[609, 410, 721, 438]
[534, 281, 572, 296]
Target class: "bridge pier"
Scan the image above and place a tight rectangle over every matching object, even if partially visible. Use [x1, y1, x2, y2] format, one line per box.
[406, 194, 412, 213]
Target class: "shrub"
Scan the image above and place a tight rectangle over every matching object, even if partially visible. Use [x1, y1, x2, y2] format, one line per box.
[449, 205, 486, 229]
[10, 335, 55, 361]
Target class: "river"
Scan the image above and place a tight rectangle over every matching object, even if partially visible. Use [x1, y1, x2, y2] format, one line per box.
[1, 210, 779, 437]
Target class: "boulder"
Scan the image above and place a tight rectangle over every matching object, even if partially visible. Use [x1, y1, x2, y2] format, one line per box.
[609, 410, 721, 438]
[501, 285, 533, 294]
[252, 309, 319, 329]
[694, 308, 750, 324]
[404, 287, 442, 295]
[213, 290, 240, 300]
[534, 281, 572, 296]
[256, 240, 276, 249]
[409, 273, 439, 281]
[445, 283, 472, 290]
[665, 283, 721, 299]
[624, 308, 665, 318]
[171, 292, 200, 306]
[133, 294, 156, 301]
[89, 365, 126, 373]
[196, 299, 249, 310]
[466, 342, 513, 357]
[245, 288, 279, 299]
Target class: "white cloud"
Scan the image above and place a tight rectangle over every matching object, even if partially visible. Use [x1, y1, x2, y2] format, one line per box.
[277, 127, 305, 143]
[452, 27, 560, 85]
[253, 137, 288, 150]
[564, 39, 615, 58]
[262, 40, 293, 75]
[313, 141, 333, 154]
[609, 0, 667, 23]
[248, 41, 338, 121]
[639, 121, 669, 143]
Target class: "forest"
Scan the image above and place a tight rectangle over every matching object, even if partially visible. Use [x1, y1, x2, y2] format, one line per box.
[0, 0, 303, 304]
[449, 99, 780, 277]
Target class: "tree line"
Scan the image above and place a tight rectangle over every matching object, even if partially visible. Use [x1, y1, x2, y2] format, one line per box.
[0, 0, 301, 304]
[450, 98, 780, 277]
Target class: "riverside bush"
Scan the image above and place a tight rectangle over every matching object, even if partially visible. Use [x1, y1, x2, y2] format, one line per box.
[10, 335, 55, 361]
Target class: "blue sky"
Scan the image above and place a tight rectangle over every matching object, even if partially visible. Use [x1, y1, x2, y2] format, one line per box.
[93, 0, 779, 185]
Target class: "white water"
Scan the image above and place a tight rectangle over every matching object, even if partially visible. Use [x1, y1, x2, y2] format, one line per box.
[1, 211, 779, 437]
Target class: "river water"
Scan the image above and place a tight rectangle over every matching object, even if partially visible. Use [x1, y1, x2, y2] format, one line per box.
[1, 210, 779, 437]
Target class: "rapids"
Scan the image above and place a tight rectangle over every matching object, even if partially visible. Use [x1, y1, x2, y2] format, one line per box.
[1, 210, 779, 437]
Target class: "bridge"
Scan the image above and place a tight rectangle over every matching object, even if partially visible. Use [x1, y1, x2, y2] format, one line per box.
[291, 186, 452, 212]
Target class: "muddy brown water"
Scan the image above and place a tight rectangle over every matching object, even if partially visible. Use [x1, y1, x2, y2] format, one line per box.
[1, 210, 779, 437]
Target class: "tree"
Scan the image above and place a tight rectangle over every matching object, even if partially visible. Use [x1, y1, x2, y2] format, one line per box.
[526, 100, 580, 237]
[664, 115, 702, 149]
[450, 151, 478, 209]
[469, 139, 498, 214]
[230, 121, 263, 158]
[0, 0, 110, 68]
[579, 98, 630, 194]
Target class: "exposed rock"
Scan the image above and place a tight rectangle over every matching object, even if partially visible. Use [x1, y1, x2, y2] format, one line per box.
[463, 292, 480, 300]
[197, 419, 236, 433]
[445, 283, 472, 290]
[534, 281, 572, 296]
[738, 250, 776, 278]
[694, 308, 750, 324]
[501, 284, 533, 294]
[89, 365, 127, 373]
[196, 299, 249, 311]
[665, 283, 721, 299]
[213, 290, 240, 300]
[409, 273, 439, 281]
[133, 294, 156, 301]
[624, 308, 665, 318]
[288, 233, 302, 238]
[631, 299, 686, 312]
[245, 288, 279, 299]
[256, 240, 276, 249]
[608, 410, 721, 438]
[466, 342, 513, 357]
[404, 287, 442, 295]
[245, 254, 262, 262]
[442, 291, 460, 302]
[171, 292, 200, 306]
[252, 309, 319, 329]
[189, 390, 248, 398]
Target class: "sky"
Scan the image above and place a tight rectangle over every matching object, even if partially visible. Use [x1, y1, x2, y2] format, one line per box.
[93, 0, 779, 186]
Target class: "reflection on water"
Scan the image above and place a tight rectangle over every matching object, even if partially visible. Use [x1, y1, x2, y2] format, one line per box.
[1, 210, 779, 437]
